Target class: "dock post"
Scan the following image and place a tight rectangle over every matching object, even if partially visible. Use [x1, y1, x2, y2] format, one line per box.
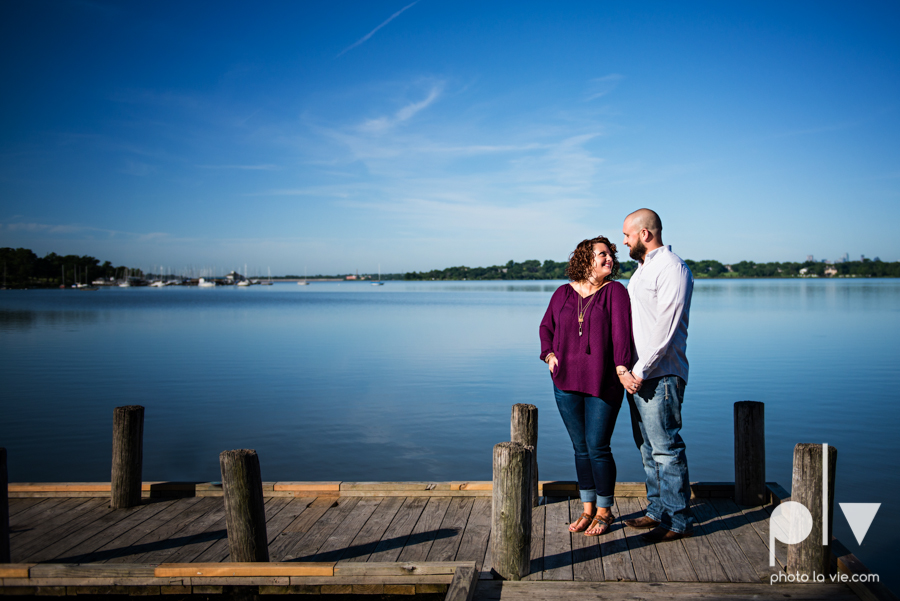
[111, 405, 144, 509]
[734, 401, 765, 505]
[220, 449, 269, 562]
[1, 447, 9, 563]
[511, 404, 538, 507]
[491, 442, 532, 580]
[787, 443, 837, 576]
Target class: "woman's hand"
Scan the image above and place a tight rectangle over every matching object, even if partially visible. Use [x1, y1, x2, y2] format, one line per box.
[618, 368, 641, 394]
[547, 353, 559, 375]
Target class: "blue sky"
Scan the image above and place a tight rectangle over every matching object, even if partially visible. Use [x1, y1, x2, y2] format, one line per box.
[2, 1, 899, 275]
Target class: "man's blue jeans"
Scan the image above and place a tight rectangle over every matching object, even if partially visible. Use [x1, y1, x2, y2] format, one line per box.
[627, 375, 694, 533]
[553, 384, 621, 508]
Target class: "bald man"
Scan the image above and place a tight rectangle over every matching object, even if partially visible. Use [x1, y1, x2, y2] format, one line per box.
[619, 209, 695, 541]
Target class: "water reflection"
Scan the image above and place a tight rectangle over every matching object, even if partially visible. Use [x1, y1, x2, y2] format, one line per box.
[0, 309, 100, 330]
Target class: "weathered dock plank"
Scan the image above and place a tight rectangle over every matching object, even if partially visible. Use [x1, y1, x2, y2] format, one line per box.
[282, 496, 362, 561]
[597, 501, 635, 582]
[366, 496, 430, 562]
[9, 497, 87, 540]
[454, 497, 492, 574]
[267, 496, 338, 561]
[396, 496, 452, 562]
[74, 496, 202, 564]
[30, 499, 176, 563]
[522, 501, 544, 581]
[638, 498, 697, 582]
[12, 498, 108, 561]
[339, 495, 405, 562]
[710, 497, 780, 580]
[128, 497, 227, 564]
[104, 496, 218, 564]
[264, 497, 316, 545]
[741, 501, 788, 570]
[617, 496, 665, 582]
[0, 484, 884, 599]
[7, 498, 45, 518]
[473, 580, 860, 601]
[202, 496, 294, 563]
[568, 498, 603, 582]
[427, 496, 475, 562]
[690, 498, 759, 582]
[540, 497, 572, 581]
[310, 497, 382, 562]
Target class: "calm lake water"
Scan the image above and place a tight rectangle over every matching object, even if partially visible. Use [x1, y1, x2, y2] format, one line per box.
[1, 279, 898, 590]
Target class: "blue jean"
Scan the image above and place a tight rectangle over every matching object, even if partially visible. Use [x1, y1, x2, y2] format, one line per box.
[553, 384, 621, 508]
[627, 375, 694, 533]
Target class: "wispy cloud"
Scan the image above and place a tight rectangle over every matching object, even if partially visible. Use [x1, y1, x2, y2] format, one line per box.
[586, 74, 624, 101]
[121, 160, 155, 177]
[2, 221, 170, 241]
[336, 1, 419, 58]
[196, 164, 280, 171]
[360, 85, 443, 133]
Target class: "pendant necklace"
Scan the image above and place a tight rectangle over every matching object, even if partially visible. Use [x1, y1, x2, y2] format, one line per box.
[577, 287, 597, 337]
[577, 281, 608, 336]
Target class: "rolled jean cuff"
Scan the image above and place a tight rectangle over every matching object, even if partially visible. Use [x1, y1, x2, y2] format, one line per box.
[579, 488, 597, 504]
[597, 494, 614, 509]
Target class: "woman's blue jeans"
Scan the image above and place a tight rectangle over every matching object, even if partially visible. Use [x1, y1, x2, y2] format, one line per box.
[553, 384, 621, 508]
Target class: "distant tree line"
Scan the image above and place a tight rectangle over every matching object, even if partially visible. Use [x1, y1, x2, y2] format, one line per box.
[0, 247, 136, 288]
[684, 259, 900, 278]
[405, 259, 640, 280]
[4, 247, 898, 289]
[405, 258, 900, 280]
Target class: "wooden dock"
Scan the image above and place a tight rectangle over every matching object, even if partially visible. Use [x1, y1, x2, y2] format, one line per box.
[1, 480, 891, 600]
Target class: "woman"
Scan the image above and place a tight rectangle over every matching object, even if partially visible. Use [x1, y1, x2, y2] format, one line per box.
[539, 236, 634, 536]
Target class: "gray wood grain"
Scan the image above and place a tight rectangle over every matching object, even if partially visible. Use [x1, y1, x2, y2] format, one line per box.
[540, 498, 572, 581]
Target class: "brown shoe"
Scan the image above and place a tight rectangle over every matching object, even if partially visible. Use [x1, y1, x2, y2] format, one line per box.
[640, 526, 693, 542]
[623, 515, 660, 529]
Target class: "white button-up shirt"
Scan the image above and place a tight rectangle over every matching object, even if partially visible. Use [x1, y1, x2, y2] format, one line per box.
[627, 245, 693, 383]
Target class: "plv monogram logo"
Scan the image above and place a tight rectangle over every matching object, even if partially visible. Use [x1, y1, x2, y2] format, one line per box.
[768, 444, 880, 567]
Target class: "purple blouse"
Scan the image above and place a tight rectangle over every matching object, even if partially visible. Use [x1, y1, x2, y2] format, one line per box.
[539, 282, 634, 401]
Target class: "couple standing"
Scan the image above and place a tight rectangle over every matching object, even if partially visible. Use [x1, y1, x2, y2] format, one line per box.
[538, 208, 694, 542]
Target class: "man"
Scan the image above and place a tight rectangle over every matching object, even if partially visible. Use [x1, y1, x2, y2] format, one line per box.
[619, 208, 694, 542]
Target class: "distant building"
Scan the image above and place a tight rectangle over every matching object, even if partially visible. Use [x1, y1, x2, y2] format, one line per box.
[840, 252, 850, 263]
[825, 266, 838, 277]
[806, 255, 815, 262]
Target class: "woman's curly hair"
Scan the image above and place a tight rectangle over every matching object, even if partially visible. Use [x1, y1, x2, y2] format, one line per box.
[565, 236, 621, 283]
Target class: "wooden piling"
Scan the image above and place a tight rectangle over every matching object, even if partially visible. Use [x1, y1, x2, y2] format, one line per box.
[491, 442, 532, 581]
[510, 404, 538, 507]
[733, 401, 765, 506]
[219, 449, 269, 562]
[111, 405, 144, 509]
[0, 447, 9, 563]
[787, 443, 837, 576]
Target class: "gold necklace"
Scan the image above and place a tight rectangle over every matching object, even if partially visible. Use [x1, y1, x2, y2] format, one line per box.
[577, 280, 608, 336]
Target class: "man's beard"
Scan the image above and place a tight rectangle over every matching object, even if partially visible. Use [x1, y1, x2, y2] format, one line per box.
[629, 238, 647, 262]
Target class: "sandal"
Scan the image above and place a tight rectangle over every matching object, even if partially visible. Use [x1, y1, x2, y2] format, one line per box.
[568, 511, 596, 533]
[585, 511, 615, 537]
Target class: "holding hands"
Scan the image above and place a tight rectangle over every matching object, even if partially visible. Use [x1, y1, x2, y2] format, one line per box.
[617, 367, 642, 395]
